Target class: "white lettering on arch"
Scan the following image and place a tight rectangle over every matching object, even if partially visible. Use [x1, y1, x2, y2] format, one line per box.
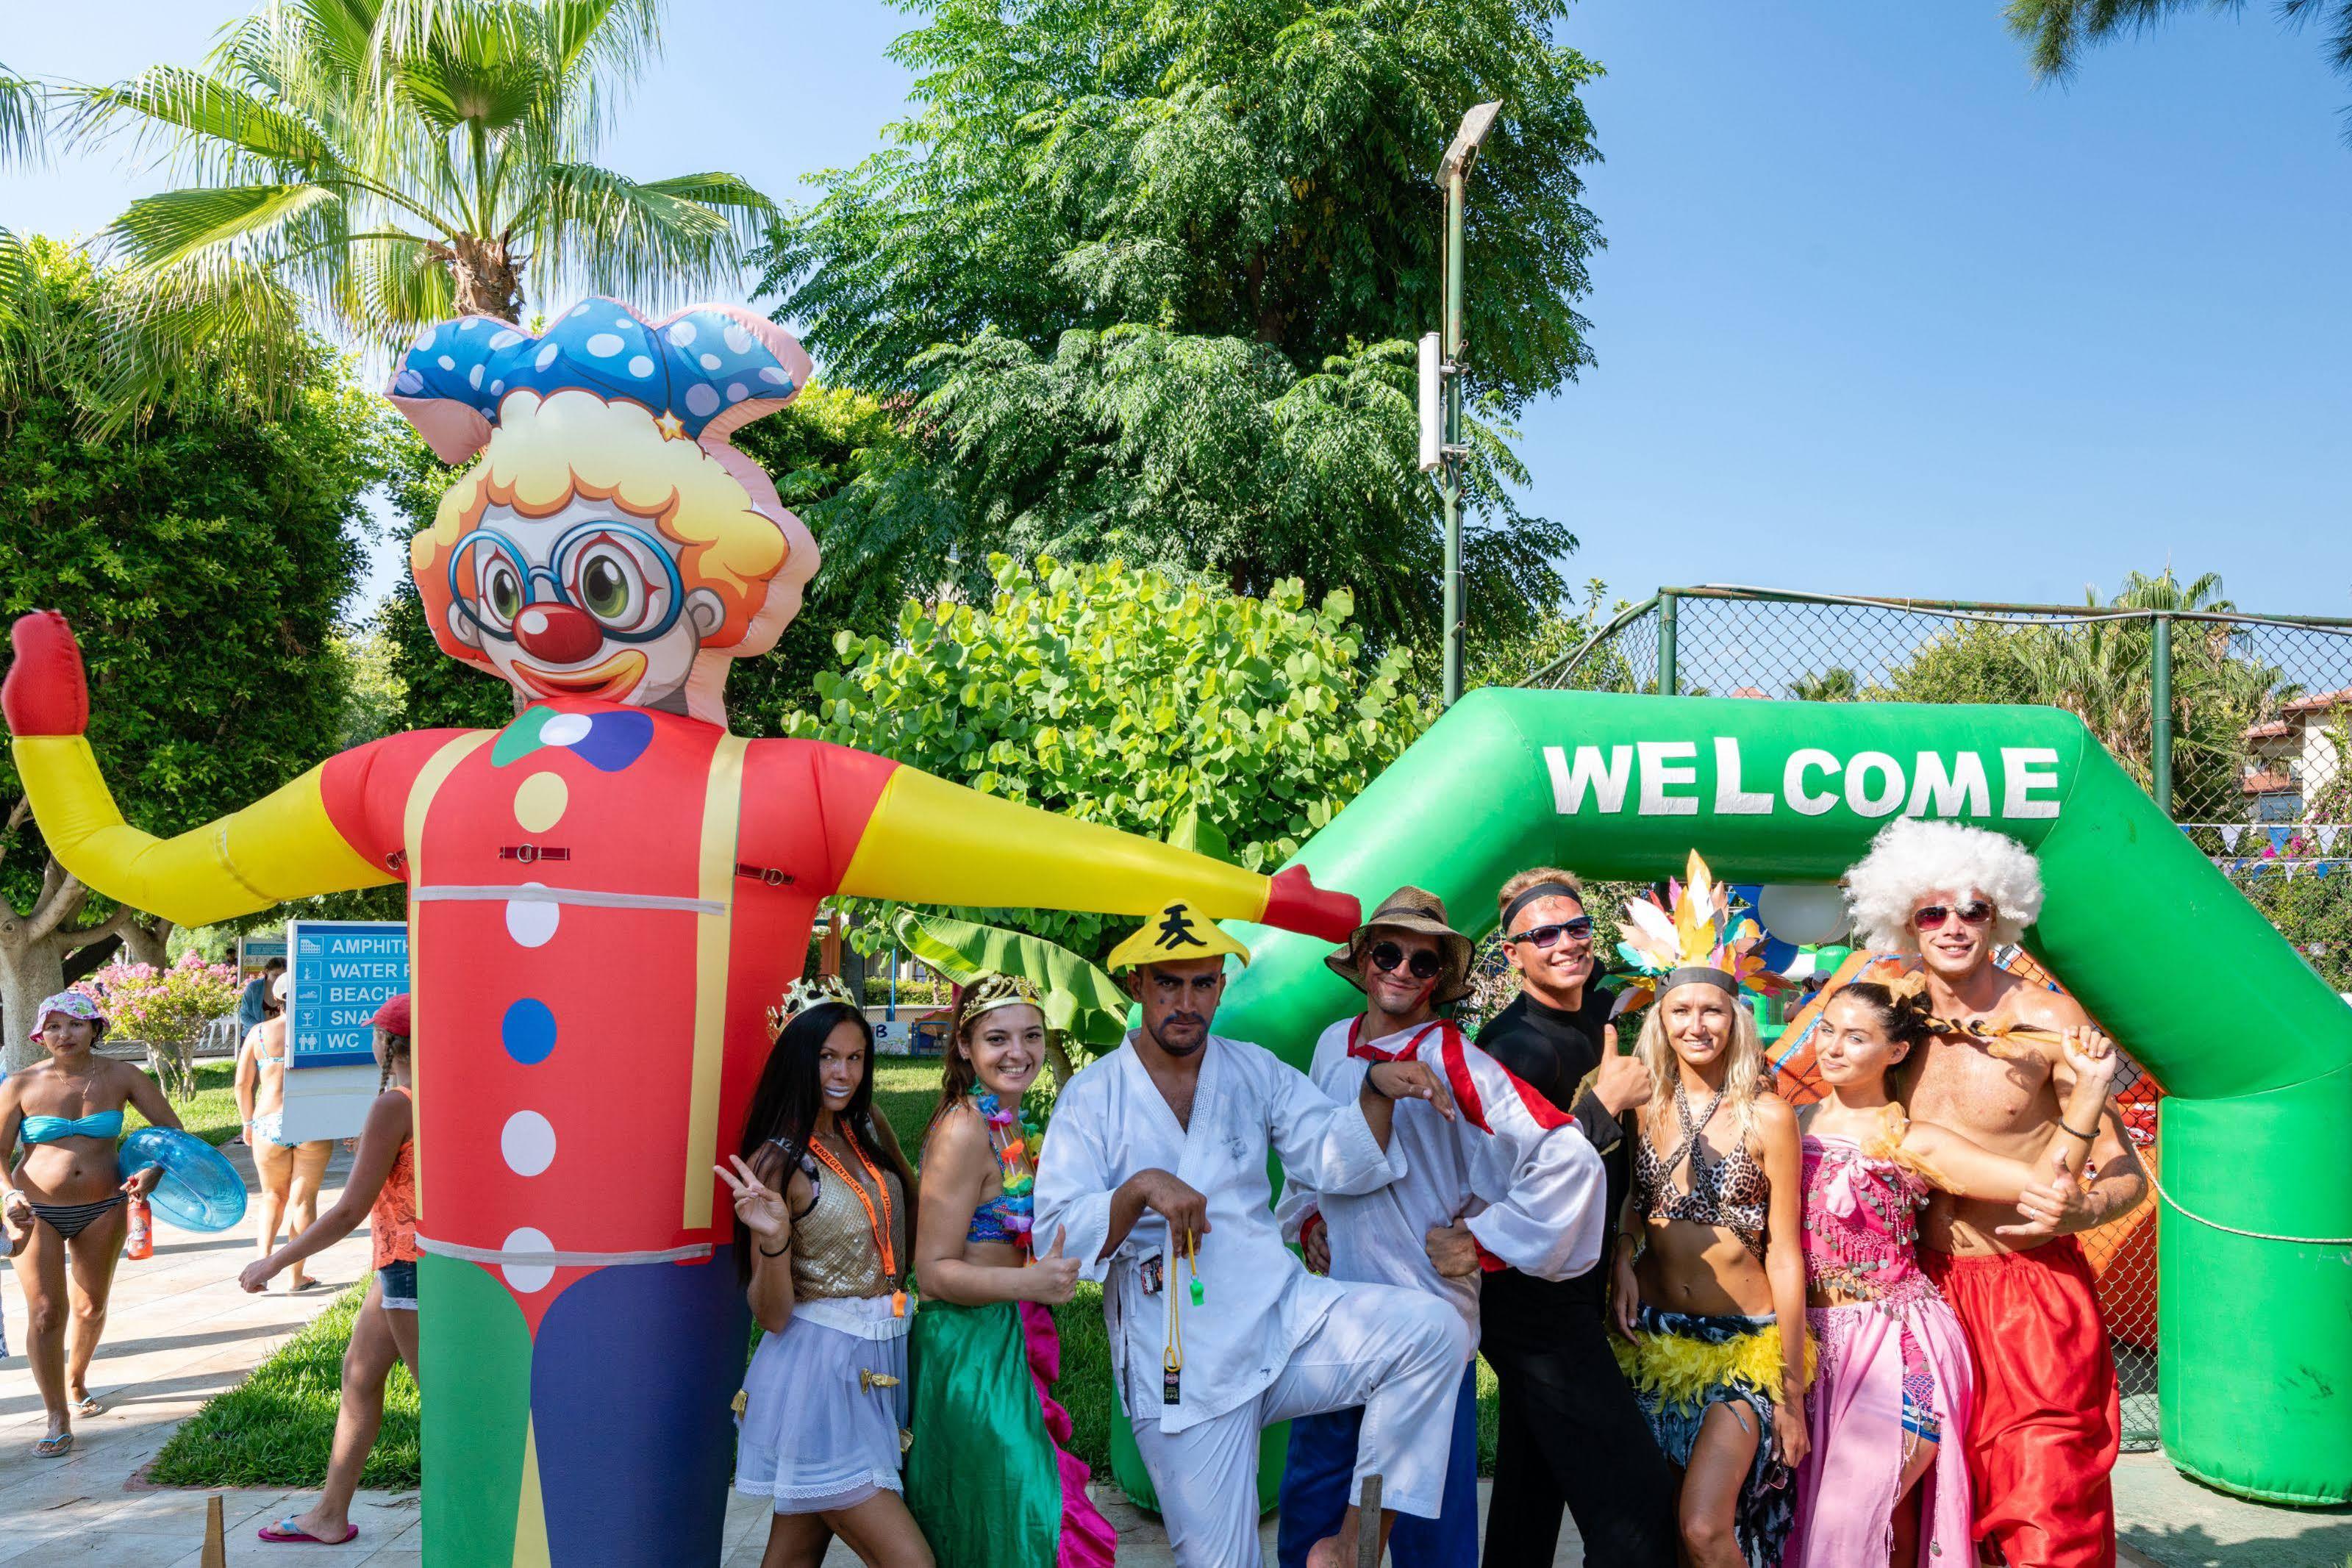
[1713, 737, 1773, 814]
[1908, 751, 1990, 817]
[1545, 745, 1632, 815]
[1845, 751, 1906, 817]
[1785, 748, 1841, 815]
[2002, 748, 2062, 819]
[1638, 740, 1699, 816]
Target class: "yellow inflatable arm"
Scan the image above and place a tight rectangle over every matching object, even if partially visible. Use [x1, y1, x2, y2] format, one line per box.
[837, 765, 1358, 939]
[11, 735, 390, 928]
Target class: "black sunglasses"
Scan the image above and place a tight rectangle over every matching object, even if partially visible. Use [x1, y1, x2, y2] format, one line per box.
[1914, 901, 1994, 931]
[1504, 917, 1595, 950]
[1369, 941, 1445, 980]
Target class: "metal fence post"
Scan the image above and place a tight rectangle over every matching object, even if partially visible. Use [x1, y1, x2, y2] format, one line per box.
[2151, 613, 2174, 817]
[1657, 590, 1679, 697]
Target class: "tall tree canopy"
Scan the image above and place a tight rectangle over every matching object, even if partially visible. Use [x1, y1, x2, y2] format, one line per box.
[760, 0, 1605, 655]
[2008, 0, 2352, 137]
[62, 0, 773, 415]
[0, 241, 393, 1066]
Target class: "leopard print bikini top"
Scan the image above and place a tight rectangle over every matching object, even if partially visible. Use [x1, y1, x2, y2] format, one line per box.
[1632, 1088, 1772, 1263]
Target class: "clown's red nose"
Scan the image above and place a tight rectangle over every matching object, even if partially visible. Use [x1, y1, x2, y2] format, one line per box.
[512, 604, 604, 665]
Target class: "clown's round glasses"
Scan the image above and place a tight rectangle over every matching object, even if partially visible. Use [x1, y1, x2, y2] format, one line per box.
[449, 520, 685, 644]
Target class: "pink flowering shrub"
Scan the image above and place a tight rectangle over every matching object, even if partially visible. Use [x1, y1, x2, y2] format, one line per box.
[82, 953, 240, 1097]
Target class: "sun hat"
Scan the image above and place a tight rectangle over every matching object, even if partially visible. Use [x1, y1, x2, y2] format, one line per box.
[271, 970, 293, 1001]
[1323, 886, 1476, 1006]
[29, 990, 107, 1045]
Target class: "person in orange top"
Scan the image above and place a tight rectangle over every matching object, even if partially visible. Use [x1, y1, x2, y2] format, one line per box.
[238, 994, 418, 1549]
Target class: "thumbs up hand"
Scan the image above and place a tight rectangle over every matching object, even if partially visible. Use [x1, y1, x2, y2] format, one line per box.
[1026, 1225, 1081, 1305]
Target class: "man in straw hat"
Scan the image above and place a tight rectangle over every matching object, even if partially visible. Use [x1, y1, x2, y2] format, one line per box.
[1275, 888, 1607, 1568]
[1033, 901, 1471, 1568]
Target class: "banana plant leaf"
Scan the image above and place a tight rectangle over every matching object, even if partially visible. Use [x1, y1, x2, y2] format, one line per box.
[893, 910, 1134, 1053]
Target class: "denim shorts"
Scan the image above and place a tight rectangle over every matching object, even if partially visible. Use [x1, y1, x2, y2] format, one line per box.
[379, 1259, 419, 1311]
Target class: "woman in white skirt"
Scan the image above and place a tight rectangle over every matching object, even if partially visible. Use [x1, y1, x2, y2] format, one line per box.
[721, 978, 933, 1568]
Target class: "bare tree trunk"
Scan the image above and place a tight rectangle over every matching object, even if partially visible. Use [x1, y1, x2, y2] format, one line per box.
[0, 852, 157, 1073]
[120, 913, 174, 970]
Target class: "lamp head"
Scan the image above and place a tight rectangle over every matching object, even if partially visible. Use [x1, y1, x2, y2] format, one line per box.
[1440, 101, 1504, 178]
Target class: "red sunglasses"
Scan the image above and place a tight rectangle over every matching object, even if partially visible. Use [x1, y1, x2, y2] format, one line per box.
[1914, 901, 1994, 931]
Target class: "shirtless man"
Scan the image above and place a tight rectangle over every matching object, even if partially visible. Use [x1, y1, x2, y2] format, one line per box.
[1843, 817, 2148, 1568]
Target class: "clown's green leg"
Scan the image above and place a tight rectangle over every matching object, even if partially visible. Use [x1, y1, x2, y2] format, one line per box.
[418, 1254, 534, 1565]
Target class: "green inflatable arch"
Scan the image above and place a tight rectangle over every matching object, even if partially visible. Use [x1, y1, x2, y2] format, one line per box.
[1215, 687, 2352, 1506]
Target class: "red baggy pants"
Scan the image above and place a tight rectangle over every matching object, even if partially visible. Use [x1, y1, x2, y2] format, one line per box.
[1922, 1236, 2120, 1568]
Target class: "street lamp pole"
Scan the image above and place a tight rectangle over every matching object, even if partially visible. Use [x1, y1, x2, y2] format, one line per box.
[1431, 101, 1500, 709]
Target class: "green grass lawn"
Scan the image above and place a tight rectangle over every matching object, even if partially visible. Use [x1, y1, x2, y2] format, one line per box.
[148, 1054, 1501, 1488]
[149, 1283, 419, 1488]
[125, 1059, 246, 1148]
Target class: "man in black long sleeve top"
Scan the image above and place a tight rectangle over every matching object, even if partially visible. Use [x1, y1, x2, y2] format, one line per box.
[1473, 869, 1679, 1567]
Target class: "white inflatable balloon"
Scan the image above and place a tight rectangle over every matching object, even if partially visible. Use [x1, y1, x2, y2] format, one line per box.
[1757, 883, 1851, 945]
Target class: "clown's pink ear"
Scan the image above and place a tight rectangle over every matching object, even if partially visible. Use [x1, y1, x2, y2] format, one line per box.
[384, 300, 815, 465]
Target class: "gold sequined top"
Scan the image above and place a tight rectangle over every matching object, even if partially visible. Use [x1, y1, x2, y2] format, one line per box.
[790, 1148, 906, 1302]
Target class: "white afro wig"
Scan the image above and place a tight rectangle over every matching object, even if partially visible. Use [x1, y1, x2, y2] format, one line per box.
[1844, 817, 2045, 953]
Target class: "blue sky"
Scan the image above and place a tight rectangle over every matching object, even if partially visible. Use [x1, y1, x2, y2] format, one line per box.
[6, 1, 2348, 620]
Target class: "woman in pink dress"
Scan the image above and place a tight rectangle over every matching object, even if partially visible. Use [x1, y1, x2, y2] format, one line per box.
[1787, 981, 2117, 1567]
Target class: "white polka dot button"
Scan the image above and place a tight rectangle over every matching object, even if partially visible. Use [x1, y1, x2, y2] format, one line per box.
[501, 1111, 557, 1178]
[506, 883, 560, 948]
[502, 1227, 555, 1293]
[539, 712, 593, 746]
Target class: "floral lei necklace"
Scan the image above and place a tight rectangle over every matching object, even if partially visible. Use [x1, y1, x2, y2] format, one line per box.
[973, 1089, 1040, 1242]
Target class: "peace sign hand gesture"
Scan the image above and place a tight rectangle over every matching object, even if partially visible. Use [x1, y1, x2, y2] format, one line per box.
[715, 1156, 791, 1246]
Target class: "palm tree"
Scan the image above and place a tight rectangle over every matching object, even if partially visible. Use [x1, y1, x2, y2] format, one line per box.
[1789, 666, 1860, 702]
[63, 0, 773, 385]
[2008, 1, 2352, 137]
[0, 64, 48, 395]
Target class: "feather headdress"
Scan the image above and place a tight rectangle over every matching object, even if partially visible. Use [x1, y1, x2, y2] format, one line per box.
[1610, 851, 1791, 1017]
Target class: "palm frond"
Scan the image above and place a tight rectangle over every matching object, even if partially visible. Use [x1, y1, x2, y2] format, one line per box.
[64, 67, 343, 175]
[0, 63, 48, 166]
[521, 160, 765, 305]
[103, 182, 348, 270]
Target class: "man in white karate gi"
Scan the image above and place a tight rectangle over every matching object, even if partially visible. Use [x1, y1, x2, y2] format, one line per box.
[1276, 887, 1608, 1568]
[1034, 901, 1473, 1568]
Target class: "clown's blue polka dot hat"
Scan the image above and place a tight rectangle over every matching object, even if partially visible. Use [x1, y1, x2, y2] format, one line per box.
[385, 298, 814, 465]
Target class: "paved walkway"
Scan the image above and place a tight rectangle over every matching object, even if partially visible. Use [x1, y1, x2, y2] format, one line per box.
[2, 1148, 2345, 1565]
[0, 1141, 375, 1567]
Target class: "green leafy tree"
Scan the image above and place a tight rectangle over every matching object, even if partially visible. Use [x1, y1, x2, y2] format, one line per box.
[0, 242, 393, 1069]
[2008, 1, 2352, 138]
[779, 554, 1430, 959]
[62, 0, 772, 415]
[1790, 666, 1861, 703]
[761, 0, 1604, 651]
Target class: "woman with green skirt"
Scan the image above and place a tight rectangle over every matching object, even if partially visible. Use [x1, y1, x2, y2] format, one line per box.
[906, 974, 1118, 1567]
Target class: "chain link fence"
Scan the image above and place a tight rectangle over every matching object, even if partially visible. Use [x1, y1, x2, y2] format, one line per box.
[1519, 584, 2352, 1452]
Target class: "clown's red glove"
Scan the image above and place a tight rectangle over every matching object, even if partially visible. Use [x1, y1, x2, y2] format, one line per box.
[3, 612, 90, 737]
[1262, 865, 1359, 943]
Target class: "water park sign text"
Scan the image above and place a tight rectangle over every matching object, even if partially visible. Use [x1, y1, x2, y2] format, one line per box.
[1543, 739, 2064, 821]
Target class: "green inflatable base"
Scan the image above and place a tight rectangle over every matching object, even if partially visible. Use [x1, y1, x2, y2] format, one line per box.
[1107, 1375, 1288, 1517]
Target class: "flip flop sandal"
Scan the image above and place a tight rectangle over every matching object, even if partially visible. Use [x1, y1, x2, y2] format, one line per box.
[72, 1394, 101, 1417]
[33, 1431, 74, 1457]
[258, 1518, 358, 1545]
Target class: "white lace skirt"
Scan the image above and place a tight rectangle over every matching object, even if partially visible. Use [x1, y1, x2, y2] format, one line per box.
[735, 1295, 912, 1515]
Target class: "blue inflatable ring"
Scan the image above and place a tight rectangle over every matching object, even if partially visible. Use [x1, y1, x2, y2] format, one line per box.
[119, 1128, 247, 1234]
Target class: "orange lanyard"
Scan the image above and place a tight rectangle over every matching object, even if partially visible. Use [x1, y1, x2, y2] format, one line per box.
[809, 1134, 905, 1317]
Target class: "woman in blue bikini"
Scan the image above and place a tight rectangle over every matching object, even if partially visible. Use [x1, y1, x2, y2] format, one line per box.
[0, 991, 180, 1456]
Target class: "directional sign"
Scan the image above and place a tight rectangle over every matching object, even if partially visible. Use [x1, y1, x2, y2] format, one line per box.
[287, 920, 410, 1070]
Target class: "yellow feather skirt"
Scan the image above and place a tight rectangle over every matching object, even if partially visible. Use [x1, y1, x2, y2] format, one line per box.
[1611, 1315, 1817, 1405]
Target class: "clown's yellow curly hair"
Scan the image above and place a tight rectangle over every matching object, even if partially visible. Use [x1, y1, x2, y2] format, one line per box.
[410, 389, 790, 654]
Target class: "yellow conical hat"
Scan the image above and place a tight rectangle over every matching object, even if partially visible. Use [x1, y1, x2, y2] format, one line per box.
[1104, 900, 1252, 972]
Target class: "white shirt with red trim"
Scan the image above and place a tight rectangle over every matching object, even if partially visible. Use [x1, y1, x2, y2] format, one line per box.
[1276, 1015, 1607, 1346]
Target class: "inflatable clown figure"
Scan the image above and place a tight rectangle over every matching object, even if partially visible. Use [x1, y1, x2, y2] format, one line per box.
[1, 301, 1359, 1568]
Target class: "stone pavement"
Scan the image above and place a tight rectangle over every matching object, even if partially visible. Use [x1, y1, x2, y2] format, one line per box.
[0, 1140, 376, 1566]
[4, 1151, 2346, 1566]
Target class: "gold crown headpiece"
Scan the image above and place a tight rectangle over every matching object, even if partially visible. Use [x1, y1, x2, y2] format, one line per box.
[952, 972, 1043, 1037]
[766, 973, 858, 1042]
